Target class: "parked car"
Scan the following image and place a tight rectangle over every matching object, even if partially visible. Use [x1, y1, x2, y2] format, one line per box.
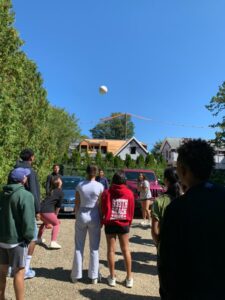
[59, 176, 84, 216]
[123, 169, 164, 210]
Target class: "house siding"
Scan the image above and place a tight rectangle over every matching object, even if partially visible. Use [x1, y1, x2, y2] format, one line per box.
[117, 140, 147, 160]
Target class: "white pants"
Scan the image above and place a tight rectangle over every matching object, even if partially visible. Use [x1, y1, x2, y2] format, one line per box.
[71, 207, 101, 280]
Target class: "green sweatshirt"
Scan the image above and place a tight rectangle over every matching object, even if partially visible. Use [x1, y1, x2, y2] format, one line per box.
[0, 183, 35, 244]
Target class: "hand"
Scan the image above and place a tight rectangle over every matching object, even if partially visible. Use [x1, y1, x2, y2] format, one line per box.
[36, 213, 41, 221]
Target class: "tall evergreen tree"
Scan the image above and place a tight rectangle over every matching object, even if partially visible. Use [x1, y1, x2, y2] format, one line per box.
[0, 1, 81, 185]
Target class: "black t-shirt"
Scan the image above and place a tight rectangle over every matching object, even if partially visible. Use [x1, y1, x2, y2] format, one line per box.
[159, 182, 225, 300]
[40, 188, 64, 213]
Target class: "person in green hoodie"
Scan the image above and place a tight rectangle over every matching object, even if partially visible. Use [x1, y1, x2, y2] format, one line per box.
[0, 168, 35, 300]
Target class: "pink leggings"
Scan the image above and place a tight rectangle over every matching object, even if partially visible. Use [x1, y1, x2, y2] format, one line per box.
[38, 213, 60, 241]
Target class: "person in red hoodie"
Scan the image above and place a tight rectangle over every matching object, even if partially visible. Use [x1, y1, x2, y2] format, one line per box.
[101, 171, 134, 288]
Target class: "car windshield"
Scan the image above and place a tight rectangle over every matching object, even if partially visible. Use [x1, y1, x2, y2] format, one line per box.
[62, 177, 82, 190]
[125, 171, 156, 182]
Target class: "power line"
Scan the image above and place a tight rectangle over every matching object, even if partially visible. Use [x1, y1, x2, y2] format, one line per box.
[80, 112, 212, 129]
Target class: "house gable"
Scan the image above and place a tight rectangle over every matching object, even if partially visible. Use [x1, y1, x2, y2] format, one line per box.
[115, 137, 148, 160]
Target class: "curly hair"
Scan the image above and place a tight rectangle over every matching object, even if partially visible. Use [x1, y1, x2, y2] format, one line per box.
[20, 148, 34, 161]
[177, 139, 215, 180]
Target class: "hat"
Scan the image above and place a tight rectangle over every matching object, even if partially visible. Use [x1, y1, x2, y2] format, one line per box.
[10, 168, 31, 182]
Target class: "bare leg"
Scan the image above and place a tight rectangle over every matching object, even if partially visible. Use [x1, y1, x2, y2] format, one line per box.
[140, 201, 146, 221]
[106, 234, 116, 278]
[0, 265, 8, 300]
[27, 241, 35, 256]
[118, 234, 132, 279]
[144, 200, 151, 220]
[14, 267, 25, 300]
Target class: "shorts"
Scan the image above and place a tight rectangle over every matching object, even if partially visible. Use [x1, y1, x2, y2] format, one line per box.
[0, 243, 28, 268]
[105, 224, 130, 235]
[32, 221, 38, 242]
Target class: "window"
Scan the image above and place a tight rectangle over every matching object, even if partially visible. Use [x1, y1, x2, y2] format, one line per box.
[130, 147, 136, 154]
[81, 145, 87, 152]
[166, 150, 169, 158]
[125, 171, 156, 182]
[101, 146, 107, 154]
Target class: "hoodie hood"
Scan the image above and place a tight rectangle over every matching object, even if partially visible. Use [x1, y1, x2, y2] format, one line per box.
[3, 184, 24, 197]
[109, 184, 129, 199]
[15, 160, 32, 169]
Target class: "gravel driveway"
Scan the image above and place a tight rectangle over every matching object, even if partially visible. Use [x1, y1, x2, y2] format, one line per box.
[5, 218, 160, 300]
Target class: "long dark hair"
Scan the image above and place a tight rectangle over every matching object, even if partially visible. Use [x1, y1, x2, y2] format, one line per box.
[137, 173, 146, 182]
[49, 176, 62, 195]
[164, 167, 182, 200]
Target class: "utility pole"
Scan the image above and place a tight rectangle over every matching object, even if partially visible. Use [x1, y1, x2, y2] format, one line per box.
[125, 113, 127, 140]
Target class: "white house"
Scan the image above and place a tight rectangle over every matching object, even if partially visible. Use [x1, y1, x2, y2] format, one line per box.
[71, 136, 149, 160]
[160, 137, 225, 169]
[114, 137, 149, 160]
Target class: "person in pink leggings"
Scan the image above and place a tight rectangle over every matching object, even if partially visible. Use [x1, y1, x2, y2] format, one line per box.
[37, 177, 64, 249]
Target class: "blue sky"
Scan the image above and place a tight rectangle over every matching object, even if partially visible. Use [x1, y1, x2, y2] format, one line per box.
[12, 0, 225, 149]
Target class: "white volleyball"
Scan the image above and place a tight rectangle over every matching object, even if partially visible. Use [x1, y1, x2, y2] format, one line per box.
[99, 85, 108, 94]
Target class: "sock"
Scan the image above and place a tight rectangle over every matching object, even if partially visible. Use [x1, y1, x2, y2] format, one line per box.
[25, 255, 32, 273]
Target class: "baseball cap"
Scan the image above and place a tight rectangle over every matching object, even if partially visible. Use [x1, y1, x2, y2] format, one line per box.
[10, 168, 31, 182]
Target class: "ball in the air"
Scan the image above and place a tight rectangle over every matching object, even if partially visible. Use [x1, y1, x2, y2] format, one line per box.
[99, 85, 108, 94]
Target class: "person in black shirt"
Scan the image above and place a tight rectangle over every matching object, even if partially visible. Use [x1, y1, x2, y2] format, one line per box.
[159, 139, 225, 300]
[96, 169, 109, 190]
[38, 176, 64, 249]
[45, 164, 62, 195]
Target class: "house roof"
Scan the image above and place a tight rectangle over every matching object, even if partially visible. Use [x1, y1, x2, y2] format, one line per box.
[114, 137, 149, 156]
[77, 137, 148, 155]
[160, 137, 192, 152]
[79, 139, 127, 155]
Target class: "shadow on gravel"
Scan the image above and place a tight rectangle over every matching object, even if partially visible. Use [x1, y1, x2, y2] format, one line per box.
[80, 288, 160, 300]
[35, 267, 71, 282]
[129, 234, 155, 246]
[100, 256, 158, 275]
[114, 251, 157, 263]
[131, 223, 151, 230]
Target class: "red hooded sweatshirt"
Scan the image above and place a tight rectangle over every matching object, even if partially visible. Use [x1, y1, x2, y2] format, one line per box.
[101, 184, 134, 226]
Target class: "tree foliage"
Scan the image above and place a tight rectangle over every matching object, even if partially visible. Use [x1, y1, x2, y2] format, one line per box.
[90, 113, 135, 140]
[151, 140, 163, 157]
[206, 82, 225, 145]
[136, 154, 145, 168]
[0, 1, 81, 186]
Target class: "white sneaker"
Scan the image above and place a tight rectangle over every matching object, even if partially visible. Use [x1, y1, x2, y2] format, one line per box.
[92, 278, 98, 284]
[36, 238, 46, 244]
[107, 275, 116, 287]
[70, 276, 78, 283]
[140, 220, 147, 226]
[126, 278, 133, 288]
[49, 241, 61, 249]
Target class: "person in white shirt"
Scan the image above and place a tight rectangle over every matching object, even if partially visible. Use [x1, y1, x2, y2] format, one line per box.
[137, 173, 152, 226]
[71, 165, 104, 284]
